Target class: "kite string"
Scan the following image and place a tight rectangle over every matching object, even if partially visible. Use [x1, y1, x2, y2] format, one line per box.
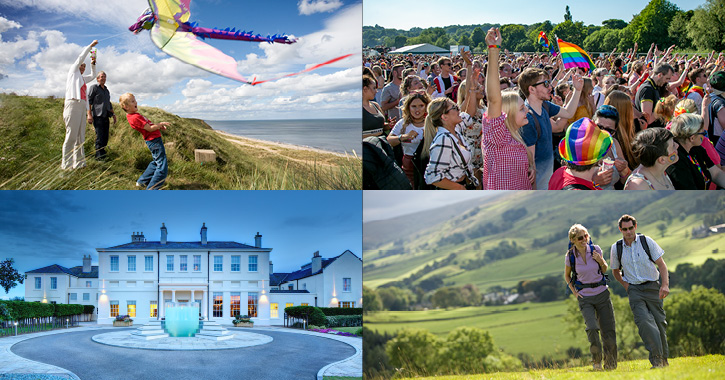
[97, 32, 126, 42]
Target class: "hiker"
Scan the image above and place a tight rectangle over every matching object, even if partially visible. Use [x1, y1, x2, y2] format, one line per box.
[610, 214, 670, 368]
[87, 71, 117, 161]
[62, 40, 97, 170]
[565, 224, 617, 371]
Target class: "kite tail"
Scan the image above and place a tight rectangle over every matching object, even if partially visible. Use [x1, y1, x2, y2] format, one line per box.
[250, 53, 354, 86]
[182, 22, 296, 44]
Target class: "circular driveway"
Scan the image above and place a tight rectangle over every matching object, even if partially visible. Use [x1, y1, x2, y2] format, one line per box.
[11, 328, 355, 380]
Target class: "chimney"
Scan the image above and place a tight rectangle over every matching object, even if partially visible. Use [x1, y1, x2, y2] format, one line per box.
[160, 223, 167, 244]
[269, 261, 274, 274]
[82, 255, 91, 273]
[201, 223, 207, 245]
[132, 232, 145, 242]
[311, 251, 322, 273]
[255, 232, 262, 248]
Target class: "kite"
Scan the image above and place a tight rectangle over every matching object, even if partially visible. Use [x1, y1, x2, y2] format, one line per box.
[129, 0, 352, 85]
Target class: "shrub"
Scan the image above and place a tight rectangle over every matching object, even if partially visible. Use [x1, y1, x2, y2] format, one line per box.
[317, 307, 363, 316]
[354, 327, 363, 336]
[325, 315, 362, 327]
[54, 304, 83, 317]
[115, 315, 133, 322]
[233, 315, 253, 324]
[83, 305, 95, 314]
[308, 325, 326, 330]
[285, 306, 327, 326]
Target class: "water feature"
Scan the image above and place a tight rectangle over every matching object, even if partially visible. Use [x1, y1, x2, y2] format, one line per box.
[164, 302, 200, 337]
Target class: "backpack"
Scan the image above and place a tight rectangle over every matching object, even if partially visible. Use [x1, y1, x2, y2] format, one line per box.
[526, 101, 552, 141]
[568, 240, 608, 291]
[708, 94, 725, 140]
[615, 233, 653, 277]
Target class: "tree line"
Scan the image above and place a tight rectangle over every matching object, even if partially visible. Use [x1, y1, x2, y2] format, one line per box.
[364, 0, 725, 53]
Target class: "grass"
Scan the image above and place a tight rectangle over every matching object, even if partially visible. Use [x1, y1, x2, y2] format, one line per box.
[397, 355, 725, 380]
[0, 94, 361, 189]
[334, 326, 362, 334]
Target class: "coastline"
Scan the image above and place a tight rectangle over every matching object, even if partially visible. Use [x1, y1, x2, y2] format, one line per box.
[215, 130, 355, 159]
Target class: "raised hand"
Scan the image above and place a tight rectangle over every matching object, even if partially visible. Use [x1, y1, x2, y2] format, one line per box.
[461, 48, 472, 67]
[571, 72, 583, 91]
[485, 27, 502, 46]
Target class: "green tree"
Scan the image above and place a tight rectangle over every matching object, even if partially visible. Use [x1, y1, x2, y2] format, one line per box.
[363, 286, 382, 313]
[471, 27, 486, 46]
[386, 329, 440, 376]
[564, 5, 572, 22]
[439, 327, 496, 374]
[686, 0, 725, 52]
[602, 19, 627, 29]
[377, 286, 413, 311]
[669, 10, 694, 49]
[394, 35, 408, 48]
[666, 286, 725, 355]
[0, 258, 24, 294]
[625, 0, 680, 47]
[552, 20, 588, 46]
[458, 33, 472, 47]
[657, 222, 668, 237]
[500, 24, 527, 51]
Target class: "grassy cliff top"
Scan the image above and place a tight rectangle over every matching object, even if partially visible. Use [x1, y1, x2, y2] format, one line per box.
[0, 94, 360, 189]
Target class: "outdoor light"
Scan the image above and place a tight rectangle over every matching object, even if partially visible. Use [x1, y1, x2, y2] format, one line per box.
[14, 322, 18, 336]
[66, 318, 69, 329]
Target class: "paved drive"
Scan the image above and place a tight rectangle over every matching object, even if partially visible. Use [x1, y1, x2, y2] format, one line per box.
[11, 328, 355, 380]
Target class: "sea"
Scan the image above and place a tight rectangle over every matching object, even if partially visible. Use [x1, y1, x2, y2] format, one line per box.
[205, 118, 360, 155]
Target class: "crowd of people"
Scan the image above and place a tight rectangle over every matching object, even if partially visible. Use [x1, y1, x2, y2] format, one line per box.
[363, 28, 725, 190]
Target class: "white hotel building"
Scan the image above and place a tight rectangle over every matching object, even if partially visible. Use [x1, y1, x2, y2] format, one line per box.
[25, 224, 362, 326]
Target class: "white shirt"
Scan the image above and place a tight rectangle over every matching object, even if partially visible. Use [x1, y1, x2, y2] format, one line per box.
[610, 235, 664, 284]
[390, 120, 424, 156]
[65, 42, 96, 110]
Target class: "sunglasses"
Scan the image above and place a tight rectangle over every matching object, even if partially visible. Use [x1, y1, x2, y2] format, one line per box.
[694, 131, 707, 137]
[533, 79, 550, 88]
[576, 233, 588, 241]
[446, 104, 460, 113]
[621, 226, 635, 232]
[597, 124, 617, 137]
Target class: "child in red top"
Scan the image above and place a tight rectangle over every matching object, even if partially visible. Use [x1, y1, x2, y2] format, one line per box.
[120, 93, 170, 190]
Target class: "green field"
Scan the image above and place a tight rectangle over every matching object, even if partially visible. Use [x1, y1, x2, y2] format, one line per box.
[397, 355, 724, 380]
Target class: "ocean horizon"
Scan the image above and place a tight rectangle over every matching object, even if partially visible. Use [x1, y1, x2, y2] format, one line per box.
[205, 118, 360, 154]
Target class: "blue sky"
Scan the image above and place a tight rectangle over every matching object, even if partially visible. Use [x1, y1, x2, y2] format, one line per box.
[364, 0, 706, 30]
[363, 191, 499, 222]
[0, 0, 361, 120]
[0, 191, 362, 300]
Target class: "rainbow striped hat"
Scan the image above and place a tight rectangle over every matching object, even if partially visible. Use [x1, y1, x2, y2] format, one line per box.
[558, 118, 612, 166]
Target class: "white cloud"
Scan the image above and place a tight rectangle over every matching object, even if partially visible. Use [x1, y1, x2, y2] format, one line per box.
[298, 0, 343, 15]
[0, 0, 148, 28]
[0, 15, 22, 33]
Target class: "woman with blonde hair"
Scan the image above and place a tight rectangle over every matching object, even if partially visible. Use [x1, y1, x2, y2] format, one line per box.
[564, 224, 616, 371]
[604, 90, 637, 169]
[651, 94, 678, 129]
[666, 113, 725, 189]
[479, 27, 533, 189]
[388, 92, 431, 189]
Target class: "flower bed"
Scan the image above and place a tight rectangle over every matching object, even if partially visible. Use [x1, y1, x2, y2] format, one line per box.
[309, 328, 359, 337]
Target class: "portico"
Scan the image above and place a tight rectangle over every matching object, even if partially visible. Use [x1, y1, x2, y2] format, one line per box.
[158, 285, 208, 319]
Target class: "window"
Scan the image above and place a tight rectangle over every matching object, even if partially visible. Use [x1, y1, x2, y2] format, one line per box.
[343, 278, 351, 292]
[248, 255, 258, 272]
[231, 256, 240, 272]
[302, 283, 307, 290]
[230, 293, 240, 317]
[70, 293, 77, 301]
[110, 301, 119, 317]
[271, 303, 279, 318]
[50, 277, 57, 290]
[285, 303, 293, 310]
[193, 255, 201, 271]
[214, 256, 223, 272]
[166, 255, 174, 271]
[150, 301, 158, 317]
[127, 301, 136, 317]
[110, 256, 119, 271]
[145, 256, 154, 271]
[248, 292, 258, 317]
[83, 293, 90, 301]
[128, 256, 136, 272]
[339, 301, 355, 308]
[35, 277, 41, 289]
[288, 284, 293, 290]
[180, 255, 188, 271]
[213, 292, 223, 317]
[86, 281, 92, 288]
[301, 303, 309, 306]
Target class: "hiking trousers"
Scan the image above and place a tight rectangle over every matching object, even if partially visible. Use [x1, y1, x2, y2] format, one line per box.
[578, 288, 617, 369]
[628, 281, 668, 367]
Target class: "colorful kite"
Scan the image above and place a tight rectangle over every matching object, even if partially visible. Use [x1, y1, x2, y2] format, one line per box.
[557, 39, 595, 73]
[129, 0, 352, 85]
[537, 31, 557, 56]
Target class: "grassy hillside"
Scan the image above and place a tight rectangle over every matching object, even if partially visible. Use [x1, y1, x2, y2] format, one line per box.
[0, 94, 360, 189]
[364, 192, 725, 290]
[399, 355, 724, 380]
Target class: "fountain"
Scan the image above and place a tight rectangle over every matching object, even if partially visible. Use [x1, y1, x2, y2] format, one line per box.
[164, 302, 200, 337]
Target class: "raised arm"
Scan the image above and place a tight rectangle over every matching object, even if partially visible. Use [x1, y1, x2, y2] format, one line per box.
[556, 72, 583, 120]
[70, 40, 97, 73]
[485, 28, 503, 119]
[460, 49, 478, 117]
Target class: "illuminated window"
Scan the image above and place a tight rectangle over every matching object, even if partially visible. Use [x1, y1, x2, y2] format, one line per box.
[214, 256, 223, 272]
[301, 303, 309, 306]
[248, 255, 258, 272]
[145, 256, 154, 271]
[343, 278, 351, 292]
[193, 255, 201, 271]
[70, 293, 77, 301]
[271, 303, 279, 318]
[110, 301, 119, 317]
[285, 303, 293, 311]
[231, 256, 240, 272]
[339, 301, 354, 308]
[50, 277, 57, 289]
[128, 256, 136, 272]
[180, 255, 188, 271]
[248, 292, 258, 317]
[86, 281, 92, 288]
[150, 301, 157, 317]
[110, 256, 119, 271]
[83, 293, 89, 301]
[127, 301, 136, 317]
[213, 292, 223, 317]
[166, 255, 174, 271]
[35, 277, 41, 289]
[231, 293, 241, 317]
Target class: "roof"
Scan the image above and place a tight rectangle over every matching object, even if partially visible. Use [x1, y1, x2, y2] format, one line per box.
[273, 250, 360, 284]
[26, 264, 99, 278]
[100, 241, 265, 250]
[270, 273, 290, 287]
[388, 43, 450, 55]
[269, 290, 310, 294]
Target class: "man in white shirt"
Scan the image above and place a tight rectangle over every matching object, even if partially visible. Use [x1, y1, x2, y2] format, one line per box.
[62, 40, 98, 170]
[432, 57, 458, 99]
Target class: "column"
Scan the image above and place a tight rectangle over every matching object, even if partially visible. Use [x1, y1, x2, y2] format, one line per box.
[160, 290, 165, 319]
[202, 291, 207, 320]
[172, 290, 176, 304]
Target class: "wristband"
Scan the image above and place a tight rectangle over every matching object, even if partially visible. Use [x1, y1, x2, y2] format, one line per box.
[488, 45, 501, 50]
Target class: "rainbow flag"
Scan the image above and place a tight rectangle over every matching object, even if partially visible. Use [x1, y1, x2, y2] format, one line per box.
[537, 31, 549, 47]
[557, 39, 595, 72]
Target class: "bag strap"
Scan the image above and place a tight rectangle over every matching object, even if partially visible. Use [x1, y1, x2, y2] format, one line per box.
[562, 183, 590, 190]
[527, 105, 542, 140]
[450, 133, 475, 184]
[639, 234, 654, 263]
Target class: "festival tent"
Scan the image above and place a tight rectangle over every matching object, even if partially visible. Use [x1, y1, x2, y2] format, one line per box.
[388, 43, 450, 55]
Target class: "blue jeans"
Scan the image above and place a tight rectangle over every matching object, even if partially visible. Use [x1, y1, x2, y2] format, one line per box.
[535, 156, 554, 190]
[138, 137, 167, 190]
